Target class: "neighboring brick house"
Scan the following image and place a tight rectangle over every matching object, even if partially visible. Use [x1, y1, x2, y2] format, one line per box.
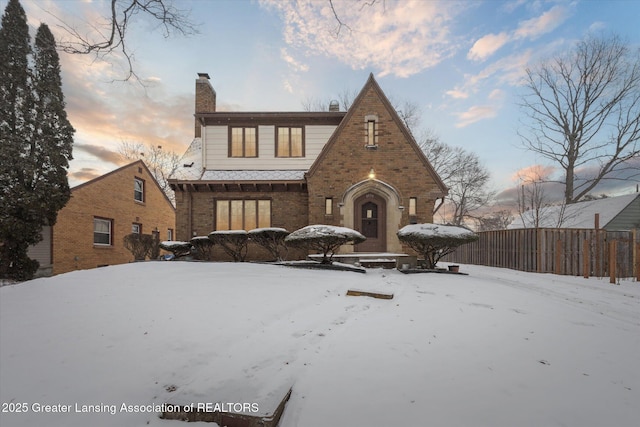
[169, 73, 447, 258]
[30, 160, 175, 276]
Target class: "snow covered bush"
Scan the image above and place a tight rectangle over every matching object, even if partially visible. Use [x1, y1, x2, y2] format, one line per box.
[208, 230, 248, 262]
[397, 224, 478, 269]
[248, 228, 289, 261]
[123, 233, 156, 260]
[190, 236, 215, 261]
[285, 225, 365, 264]
[159, 241, 192, 259]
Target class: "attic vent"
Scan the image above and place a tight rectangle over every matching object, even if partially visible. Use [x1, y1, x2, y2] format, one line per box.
[329, 100, 339, 112]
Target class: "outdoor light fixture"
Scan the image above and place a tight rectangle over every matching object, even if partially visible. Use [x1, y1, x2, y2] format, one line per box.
[368, 168, 376, 179]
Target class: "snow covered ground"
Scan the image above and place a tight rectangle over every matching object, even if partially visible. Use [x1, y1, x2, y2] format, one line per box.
[1, 262, 639, 427]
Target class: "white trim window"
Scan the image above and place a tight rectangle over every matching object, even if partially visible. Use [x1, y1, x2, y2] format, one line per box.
[134, 178, 144, 202]
[94, 218, 112, 245]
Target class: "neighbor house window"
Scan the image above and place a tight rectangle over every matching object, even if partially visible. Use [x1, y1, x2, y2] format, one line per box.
[409, 197, 417, 216]
[134, 177, 144, 202]
[167, 228, 173, 241]
[276, 126, 304, 157]
[229, 127, 257, 157]
[215, 199, 271, 230]
[325, 198, 333, 215]
[94, 217, 113, 246]
[131, 223, 142, 234]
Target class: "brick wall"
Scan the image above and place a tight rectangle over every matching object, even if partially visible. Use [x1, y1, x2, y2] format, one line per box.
[175, 189, 309, 261]
[195, 73, 216, 138]
[52, 161, 176, 275]
[307, 81, 444, 252]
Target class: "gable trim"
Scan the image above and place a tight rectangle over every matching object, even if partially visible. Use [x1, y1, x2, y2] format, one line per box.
[306, 73, 448, 196]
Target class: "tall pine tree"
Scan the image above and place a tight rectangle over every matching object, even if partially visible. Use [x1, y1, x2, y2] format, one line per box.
[0, 1, 74, 280]
[33, 23, 74, 225]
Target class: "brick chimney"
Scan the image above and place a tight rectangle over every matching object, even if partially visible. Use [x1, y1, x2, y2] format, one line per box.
[195, 73, 216, 138]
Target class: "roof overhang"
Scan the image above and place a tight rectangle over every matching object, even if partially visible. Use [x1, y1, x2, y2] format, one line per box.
[170, 180, 307, 193]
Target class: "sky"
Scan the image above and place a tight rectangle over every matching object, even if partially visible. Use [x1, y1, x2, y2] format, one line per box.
[8, 0, 640, 206]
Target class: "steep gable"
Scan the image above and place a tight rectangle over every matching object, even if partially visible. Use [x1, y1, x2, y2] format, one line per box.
[307, 73, 447, 196]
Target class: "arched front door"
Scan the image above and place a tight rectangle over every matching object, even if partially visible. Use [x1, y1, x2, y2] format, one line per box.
[354, 193, 386, 252]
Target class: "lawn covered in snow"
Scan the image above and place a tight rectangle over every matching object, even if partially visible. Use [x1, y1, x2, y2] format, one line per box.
[1, 262, 639, 427]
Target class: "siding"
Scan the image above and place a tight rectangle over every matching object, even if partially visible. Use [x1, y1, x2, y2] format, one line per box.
[203, 125, 336, 170]
[606, 195, 640, 230]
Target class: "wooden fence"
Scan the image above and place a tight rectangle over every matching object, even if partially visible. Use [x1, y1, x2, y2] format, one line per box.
[443, 228, 639, 281]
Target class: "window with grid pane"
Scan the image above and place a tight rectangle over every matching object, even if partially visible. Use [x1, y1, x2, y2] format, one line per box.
[276, 126, 304, 157]
[230, 127, 257, 157]
[215, 200, 271, 230]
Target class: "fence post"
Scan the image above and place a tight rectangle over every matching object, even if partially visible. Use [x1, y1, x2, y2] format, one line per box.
[609, 240, 617, 284]
[636, 242, 640, 282]
[555, 239, 563, 275]
[583, 239, 590, 279]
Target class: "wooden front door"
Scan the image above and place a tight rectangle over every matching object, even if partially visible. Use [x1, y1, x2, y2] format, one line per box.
[354, 193, 386, 252]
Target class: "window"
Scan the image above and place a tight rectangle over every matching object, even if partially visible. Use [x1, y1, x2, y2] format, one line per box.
[229, 127, 257, 157]
[134, 178, 144, 202]
[364, 114, 379, 147]
[167, 228, 173, 241]
[215, 199, 271, 230]
[409, 197, 417, 216]
[325, 198, 333, 216]
[132, 223, 142, 234]
[94, 218, 113, 245]
[276, 126, 304, 157]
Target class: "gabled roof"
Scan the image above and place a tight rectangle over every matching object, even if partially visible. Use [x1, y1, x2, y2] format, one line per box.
[507, 193, 639, 229]
[306, 73, 448, 195]
[72, 160, 175, 210]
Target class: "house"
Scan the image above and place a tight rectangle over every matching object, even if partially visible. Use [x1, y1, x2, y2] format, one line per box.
[28, 160, 176, 276]
[507, 192, 640, 230]
[169, 73, 447, 257]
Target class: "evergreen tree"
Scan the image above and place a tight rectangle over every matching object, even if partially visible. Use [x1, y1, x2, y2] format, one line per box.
[32, 23, 74, 224]
[0, 0, 38, 280]
[0, 1, 74, 280]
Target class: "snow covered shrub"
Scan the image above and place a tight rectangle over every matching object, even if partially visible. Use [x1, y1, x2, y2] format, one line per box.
[190, 236, 215, 261]
[397, 224, 478, 269]
[248, 228, 290, 261]
[285, 225, 365, 264]
[159, 241, 192, 259]
[123, 233, 156, 260]
[208, 230, 249, 262]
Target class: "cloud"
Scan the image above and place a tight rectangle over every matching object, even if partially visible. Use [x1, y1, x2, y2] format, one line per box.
[261, 0, 465, 78]
[467, 32, 510, 61]
[445, 89, 469, 99]
[467, 5, 570, 62]
[74, 144, 124, 165]
[454, 105, 498, 128]
[68, 167, 102, 184]
[512, 164, 556, 183]
[513, 5, 568, 40]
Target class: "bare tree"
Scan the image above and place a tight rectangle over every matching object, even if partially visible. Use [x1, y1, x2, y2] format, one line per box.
[44, 0, 197, 81]
[476, 210, 514, 231]
[420, 136, 494, 226]
[119, 140, 179, 204]
[519, 34, 640, 205]
[514, 174, 572, 228]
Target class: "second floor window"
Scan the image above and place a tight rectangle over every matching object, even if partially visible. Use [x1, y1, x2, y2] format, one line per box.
[367, 120, 377, 146]
[276, 126, 304, 157]
[230, 127, 257, 157]
[134, 178, 144, 202]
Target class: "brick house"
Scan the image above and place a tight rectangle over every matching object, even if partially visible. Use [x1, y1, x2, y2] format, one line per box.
[169, 73, 447, 258]
[30, 160, 176, 275]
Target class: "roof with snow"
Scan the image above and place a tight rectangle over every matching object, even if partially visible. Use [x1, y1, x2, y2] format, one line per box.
[507, 193, 640, 230]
